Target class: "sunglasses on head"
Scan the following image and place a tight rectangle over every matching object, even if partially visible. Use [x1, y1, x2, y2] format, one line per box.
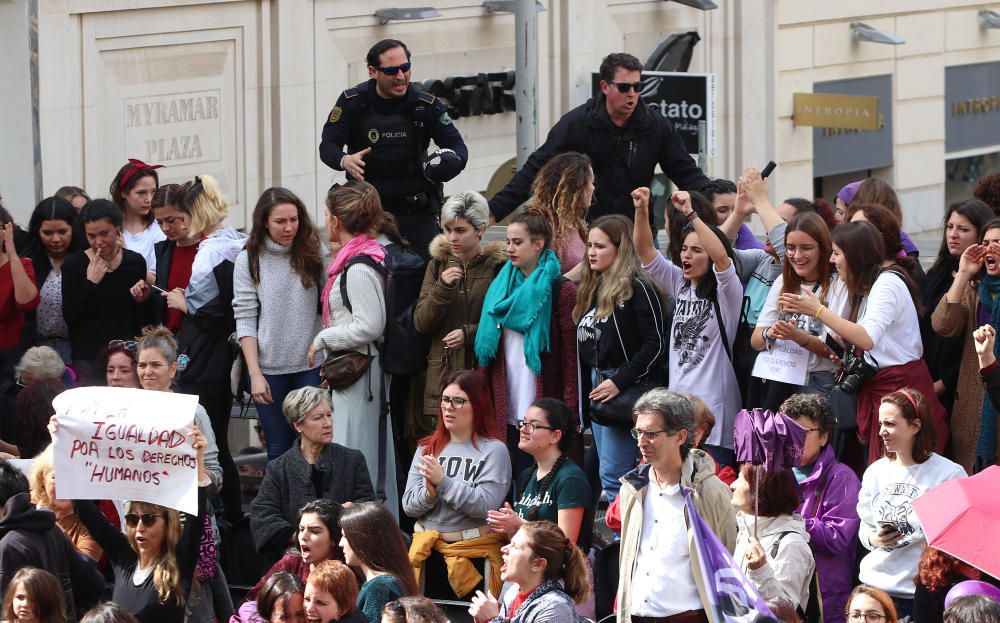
[375, 62, 411, 76]
[125, 513, 163, 528]
[609, 81, 642, 94]
[109, 340, 139, 352]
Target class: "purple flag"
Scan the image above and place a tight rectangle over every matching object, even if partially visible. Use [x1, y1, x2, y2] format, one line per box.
[685, 489, 776, 623]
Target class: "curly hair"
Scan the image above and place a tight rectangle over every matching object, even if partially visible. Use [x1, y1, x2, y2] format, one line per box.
[974, 172, 1000, 215]
[780, 393, 836, 438]
[525, 152, 591, 255]
[916, 546, 967, 593]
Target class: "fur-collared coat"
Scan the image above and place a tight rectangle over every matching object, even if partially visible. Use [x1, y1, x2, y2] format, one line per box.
[414, 235, 506, 415]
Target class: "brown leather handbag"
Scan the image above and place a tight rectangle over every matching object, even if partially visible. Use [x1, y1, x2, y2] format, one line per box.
[319, 347, 374, 391]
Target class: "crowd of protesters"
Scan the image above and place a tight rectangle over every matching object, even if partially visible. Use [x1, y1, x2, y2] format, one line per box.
[1, 46, 1000, 623]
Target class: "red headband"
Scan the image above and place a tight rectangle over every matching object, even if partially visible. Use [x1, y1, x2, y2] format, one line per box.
[118, 158, 164, 190]
[899, 389, 920, 416]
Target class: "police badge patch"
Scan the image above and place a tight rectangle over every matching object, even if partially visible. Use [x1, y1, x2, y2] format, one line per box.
[368, 128, 380, 143]
[438, 112, 453, 126]
[328, 107, 342, 123]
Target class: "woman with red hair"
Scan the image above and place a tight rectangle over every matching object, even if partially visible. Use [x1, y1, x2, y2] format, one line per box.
[403, 370, 510, 601]
[914, 547, 991, 623]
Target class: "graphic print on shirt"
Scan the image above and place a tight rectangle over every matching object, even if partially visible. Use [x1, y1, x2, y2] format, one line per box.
[438, 455, 487, 481]
[672, 296, 713, 372]
[576, 309, 607, 344]
[870, 481, 923, 547]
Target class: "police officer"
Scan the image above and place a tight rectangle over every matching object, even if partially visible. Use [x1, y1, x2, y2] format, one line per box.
[320, 39, 468, 259]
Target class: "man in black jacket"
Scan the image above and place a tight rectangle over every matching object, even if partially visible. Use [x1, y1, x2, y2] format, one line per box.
[489, 52, 709, 229]
[0, 460, 104, 616]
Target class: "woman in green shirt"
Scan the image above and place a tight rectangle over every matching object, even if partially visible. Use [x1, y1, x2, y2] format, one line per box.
[486, 398, 591, 547]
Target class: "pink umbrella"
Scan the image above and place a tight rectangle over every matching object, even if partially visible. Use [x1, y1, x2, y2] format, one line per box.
[912, 465, 1000, 579]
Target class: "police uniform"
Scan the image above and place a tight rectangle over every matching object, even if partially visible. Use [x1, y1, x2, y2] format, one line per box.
[319, 78, 468, 259]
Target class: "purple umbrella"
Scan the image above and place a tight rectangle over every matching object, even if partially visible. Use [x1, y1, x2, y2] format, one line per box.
[734, 408, 807, 471]
[734, 409, 807, 537]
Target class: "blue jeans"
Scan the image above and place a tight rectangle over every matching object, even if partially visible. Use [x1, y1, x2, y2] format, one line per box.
[257, 368, 321, 460]
[591, 421, 639, 500]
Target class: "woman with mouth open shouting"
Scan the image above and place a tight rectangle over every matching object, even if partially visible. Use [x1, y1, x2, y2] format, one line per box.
[931, 217, 1000, 472]
[634, 187, 742, 469]
[67, 424, 212, 623]
[467, 521, 590, 623]
[239, 499, 346, 621]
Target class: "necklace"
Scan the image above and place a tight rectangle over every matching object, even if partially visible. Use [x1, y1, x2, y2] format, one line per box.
[99, 246, 122, 270]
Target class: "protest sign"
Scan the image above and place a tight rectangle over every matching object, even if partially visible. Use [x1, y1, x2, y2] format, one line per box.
[52, 387, 199, 515]
[751, 340, 809, 386]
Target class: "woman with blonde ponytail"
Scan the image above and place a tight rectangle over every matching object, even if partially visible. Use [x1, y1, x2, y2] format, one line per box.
[309, 181, 398, 518]
[171, 174, 247, 522]
[468, 521, 590, 623]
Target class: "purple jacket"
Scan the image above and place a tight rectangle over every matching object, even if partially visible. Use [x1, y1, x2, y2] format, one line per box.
[734, 223, 765, 250]
[796, 444, 862, 623]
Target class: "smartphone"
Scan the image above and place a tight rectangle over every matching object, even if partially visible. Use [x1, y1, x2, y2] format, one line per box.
[761, 161, 777, 178]
[877, 521, 899, 534]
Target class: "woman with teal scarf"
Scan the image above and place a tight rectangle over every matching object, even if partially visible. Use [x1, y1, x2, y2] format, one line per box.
[475, 211, 579, 478]
[932, 218, 1000, 473]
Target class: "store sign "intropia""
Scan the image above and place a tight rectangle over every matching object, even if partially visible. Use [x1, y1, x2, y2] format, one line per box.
[792, 93, 880, 130]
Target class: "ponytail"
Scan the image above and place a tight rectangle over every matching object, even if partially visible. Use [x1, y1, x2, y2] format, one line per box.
[521, 521, 592, 604]
[180, 174, 228, 235]
[326, 181, 386, 237]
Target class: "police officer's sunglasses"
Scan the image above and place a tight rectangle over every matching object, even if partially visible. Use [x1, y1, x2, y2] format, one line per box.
[609, 81, 643, 94]
[375, 62, 411, 76]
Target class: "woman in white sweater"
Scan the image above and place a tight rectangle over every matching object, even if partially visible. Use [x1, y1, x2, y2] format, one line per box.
[857, 388, 965, 620]
[234, 187, 325, 460]
[309, 181, 399, 518]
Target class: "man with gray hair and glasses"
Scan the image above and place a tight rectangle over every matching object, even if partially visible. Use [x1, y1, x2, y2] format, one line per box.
[616, 389, 736, 623]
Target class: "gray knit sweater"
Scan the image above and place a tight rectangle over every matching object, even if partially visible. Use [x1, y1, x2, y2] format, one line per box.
[232, 238, 322, 375]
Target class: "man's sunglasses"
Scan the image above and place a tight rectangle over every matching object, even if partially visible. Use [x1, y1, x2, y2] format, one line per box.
[609, 81, 643, 94]
[375, 62, 411, 76]
[125, 513, 163, 528]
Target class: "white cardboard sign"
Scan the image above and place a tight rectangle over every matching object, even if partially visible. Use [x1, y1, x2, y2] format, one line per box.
[751, 340, 810, 386]
[52, 387, 199, 515]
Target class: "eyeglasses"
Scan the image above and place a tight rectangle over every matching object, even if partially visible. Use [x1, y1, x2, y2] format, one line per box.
[440, 395, 468, 409]
[516, 420, 558, 434]
[610, 81, 642, 94]
[847, 612, 886, 623]
[376, 62, 411, 76]
[109, 340, 138, 352]
[630, 428, 671, 442]
[124, 513, 164, 527]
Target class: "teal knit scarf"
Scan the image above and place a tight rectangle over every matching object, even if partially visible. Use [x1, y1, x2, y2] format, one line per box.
[475, 249, 561, 375]
[976, 274, 1000, 471]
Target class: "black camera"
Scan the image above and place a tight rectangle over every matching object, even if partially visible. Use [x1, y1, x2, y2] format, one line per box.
[836, 349, 879, 394]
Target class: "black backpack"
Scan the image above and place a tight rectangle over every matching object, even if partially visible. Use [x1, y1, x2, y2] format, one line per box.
[339, 244, 431, 376]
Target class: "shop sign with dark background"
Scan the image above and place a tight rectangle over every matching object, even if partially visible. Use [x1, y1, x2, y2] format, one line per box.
[812, 74, 893, 177]
[945, 61, 1000, 153]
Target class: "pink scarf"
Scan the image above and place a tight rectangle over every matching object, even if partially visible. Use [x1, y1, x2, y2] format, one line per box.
[321, 234, 386, 326]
